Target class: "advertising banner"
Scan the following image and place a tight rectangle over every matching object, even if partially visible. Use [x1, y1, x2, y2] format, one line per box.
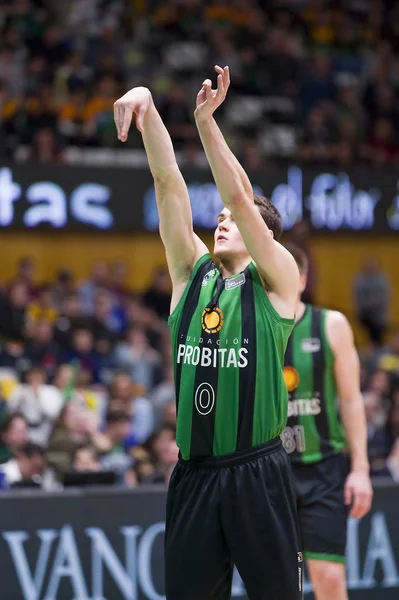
[1, 163, 399, 234]
[0, 483, 398, 599]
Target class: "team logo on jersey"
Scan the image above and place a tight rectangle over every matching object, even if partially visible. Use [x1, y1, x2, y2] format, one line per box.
[301, 338, 321, 353]
[283, 366, 300, 392]
[201, 269, 218, 287]
[202, 307, 225, 334]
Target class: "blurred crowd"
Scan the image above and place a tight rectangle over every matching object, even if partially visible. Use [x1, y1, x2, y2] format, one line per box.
[0, 253, 397, 491]
[0, 257, 179, 490]
[2, 0, 399, 166]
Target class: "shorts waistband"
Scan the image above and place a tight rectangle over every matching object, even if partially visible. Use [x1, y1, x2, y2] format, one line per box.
[178, 437, 282, 469]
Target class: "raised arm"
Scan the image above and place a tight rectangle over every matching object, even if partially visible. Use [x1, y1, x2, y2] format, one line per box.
[194, 66, 298, 304]
[326, 311, 373, 519]
[114, 87, 207, 294]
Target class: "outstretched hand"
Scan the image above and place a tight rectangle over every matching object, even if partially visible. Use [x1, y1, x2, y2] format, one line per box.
[194, 65, 230, 123]
[114, 86, 152, 141]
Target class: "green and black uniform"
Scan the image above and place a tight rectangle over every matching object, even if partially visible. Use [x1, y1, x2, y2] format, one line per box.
[283, 304, 349, 563]
[166, 254, 303, 600]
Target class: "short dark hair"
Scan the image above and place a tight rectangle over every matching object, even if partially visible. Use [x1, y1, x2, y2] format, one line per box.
[253, 194, 283, 241]
[0, 413, 26, 436]
[17, 442, 44, 459]
[72, 444, 96, 463]
[284, 243, 309, 275]
[106, 410, 130, 425]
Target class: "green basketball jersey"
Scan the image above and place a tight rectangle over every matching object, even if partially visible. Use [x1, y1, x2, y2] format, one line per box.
[282, 304, 346, 464]
[168, 253, 294, 460]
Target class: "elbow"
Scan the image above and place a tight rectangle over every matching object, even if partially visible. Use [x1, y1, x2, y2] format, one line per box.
[224, 187, 253, 210]
[152, 164, 180, 186]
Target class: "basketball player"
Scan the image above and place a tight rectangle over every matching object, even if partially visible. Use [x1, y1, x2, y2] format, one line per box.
[282, 244, 373, 600]
[114, 66, 302, 600]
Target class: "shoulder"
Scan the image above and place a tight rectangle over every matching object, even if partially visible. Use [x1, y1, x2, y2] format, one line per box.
[324, 310, 354, 351]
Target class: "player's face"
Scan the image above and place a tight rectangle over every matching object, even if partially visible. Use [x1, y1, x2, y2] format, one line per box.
[213, 207, 249, 262]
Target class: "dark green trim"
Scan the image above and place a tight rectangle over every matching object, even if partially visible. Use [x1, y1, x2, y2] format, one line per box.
[305, 552, 346, 564]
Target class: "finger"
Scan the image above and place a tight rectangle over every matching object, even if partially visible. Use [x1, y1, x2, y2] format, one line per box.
[344, 483, 352, 506]
[215, 64, 224, 75]
[120, 105, 133, 142]
[350, 492, 370, 519]
[114, 103, 121, 139]
[224, 65, 230, 88]
[217, 73, 225, 97]
[202, 79, 213, 101]
[350, 503, 362, 519]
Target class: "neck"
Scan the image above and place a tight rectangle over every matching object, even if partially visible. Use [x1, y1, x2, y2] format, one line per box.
[219, 258, 251, 279]
[295, 300, 306, 322]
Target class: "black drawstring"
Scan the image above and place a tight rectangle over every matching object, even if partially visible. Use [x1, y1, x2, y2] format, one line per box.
[205, 275, 225, 310]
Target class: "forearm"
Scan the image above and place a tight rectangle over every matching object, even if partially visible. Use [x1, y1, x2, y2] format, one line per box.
[340, 395, 370, 472]
[195, 116, 253, 206]
[141, 98, 179, 182]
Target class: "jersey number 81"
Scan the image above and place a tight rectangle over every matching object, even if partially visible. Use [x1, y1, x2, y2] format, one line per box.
[281, 426, 306, 454]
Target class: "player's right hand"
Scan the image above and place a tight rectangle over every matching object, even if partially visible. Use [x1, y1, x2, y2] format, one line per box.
[114, 87, 152, 141]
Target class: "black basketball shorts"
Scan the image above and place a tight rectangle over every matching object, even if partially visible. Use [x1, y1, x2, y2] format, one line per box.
[165, 437, 303, 600]
[291, 453, 350, 563]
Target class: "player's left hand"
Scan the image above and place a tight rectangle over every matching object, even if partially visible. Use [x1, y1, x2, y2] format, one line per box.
[194, 65, 230, 123]
[344, 470, 373, 519]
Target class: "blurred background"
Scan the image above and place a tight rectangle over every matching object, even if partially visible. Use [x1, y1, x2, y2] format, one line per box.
[0, 0, 398, 599]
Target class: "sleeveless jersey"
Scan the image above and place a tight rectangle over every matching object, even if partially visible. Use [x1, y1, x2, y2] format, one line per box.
[282, 304, 346, 464]
[168, 254, 294, 460]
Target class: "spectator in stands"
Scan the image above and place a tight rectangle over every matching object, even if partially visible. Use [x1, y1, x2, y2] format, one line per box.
[63, 327, 103, 384]
[297, 104, 334, 163]
[78, 260, 109, 316]
[54, 292, 85, 347]
[90, 290, 120, 352]
[8, 366, 63, 446]
[25, 319, 61, 378]
[151, 364, 175, 428]
[108, 372, 154, 443]
[373, 438, 399, 482]
[0, 281, 28, 340]
[361, 117, 399, 167]
[143, 267, 172, 320]
[27, 284, 58, 325]
[84, 75, 119, 146]
[113, 326, 162, 393]
[55, 50, 93, 98]
[158, 82, 196, 148]
[109, 259, 131, 307]
[300, 52, 335, 117]
[11, 256, 38, 300]
[0, 338, 29, 378]
[51, 268, 75, 310]
[72, 444, 101, 473]
[46, 402, 106, 480]
[353, 256, 390, 346]
[98, 410, 133, 478]
[21, 84, 58, 144]
[58, 88, 93, 146]
[377, 330, 399, 375]
[363, 386, 391, 468]
[0, 442, 46, 488]
[0, 413, 29, 464]
[240, 138, 263, 171]
[28, 127, 63, 164]
[141, 425, 178, 484]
